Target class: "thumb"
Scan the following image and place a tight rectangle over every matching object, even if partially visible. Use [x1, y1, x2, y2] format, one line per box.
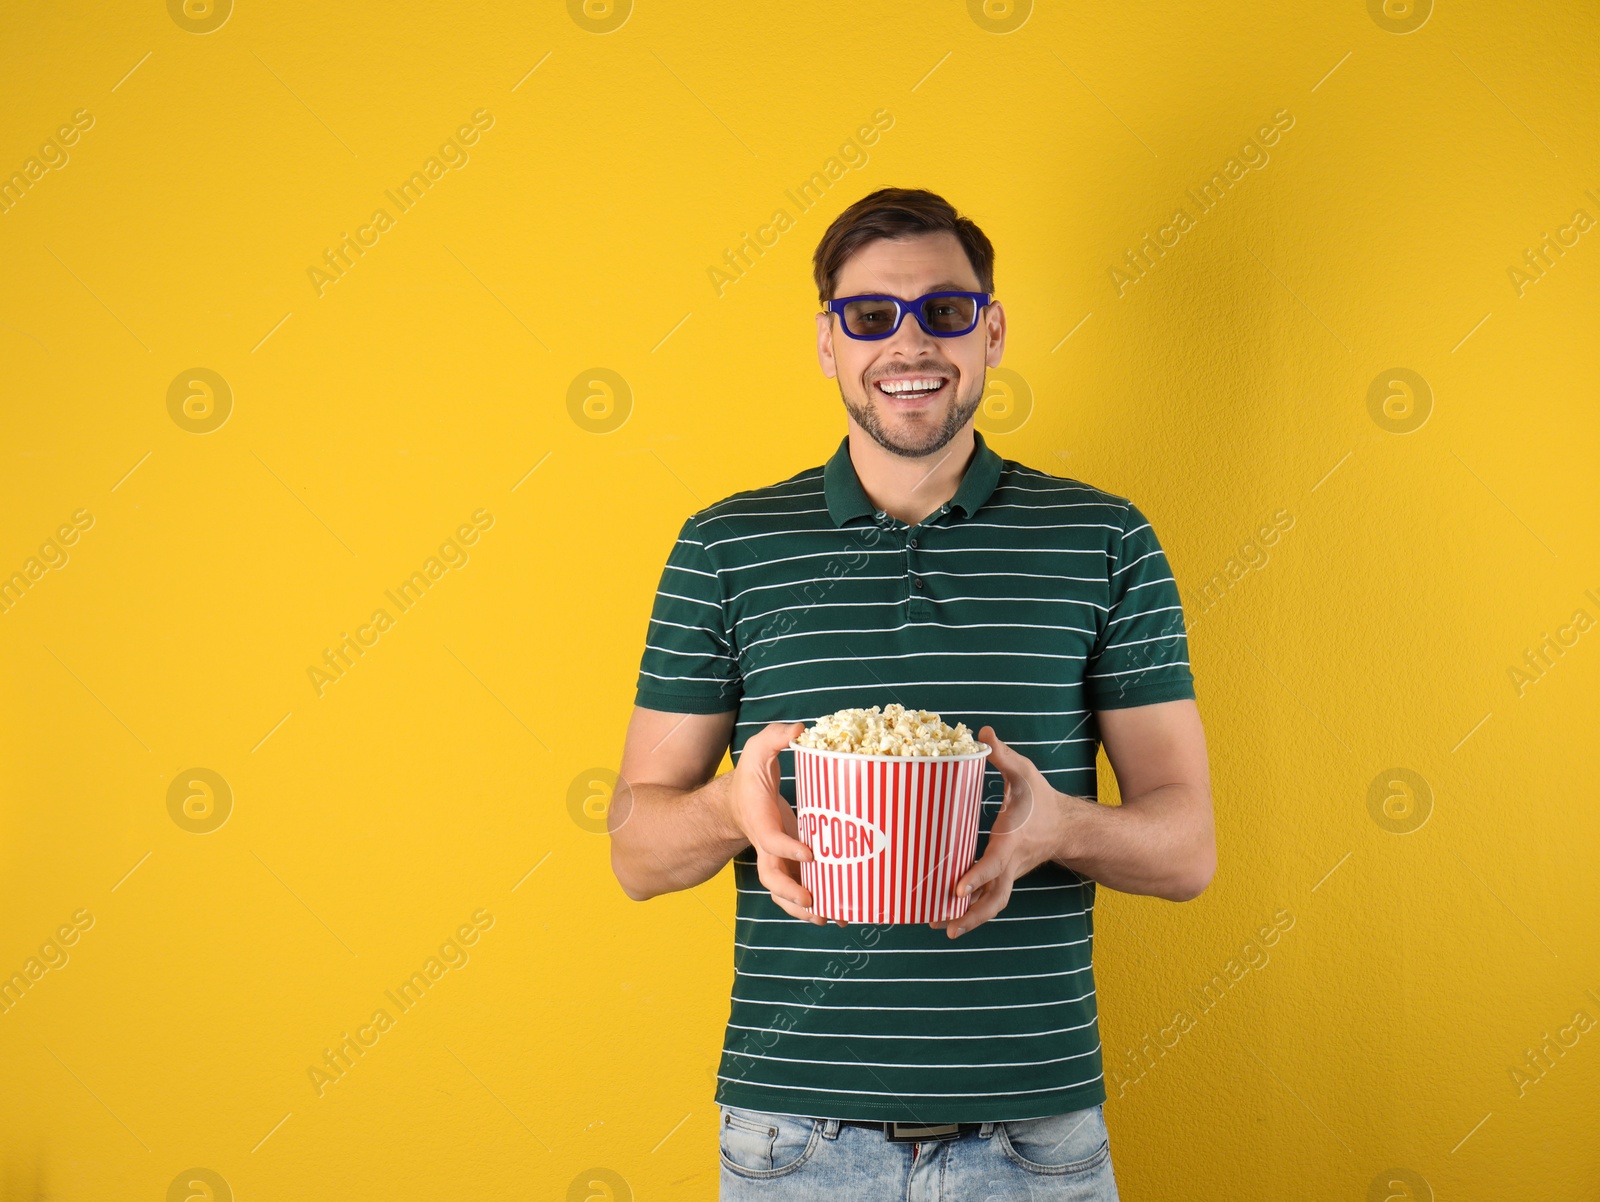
[980, 725, 1043, 812]
[978, 725, 1016, 768]
[979, 725, 1027, 792]
[758, 720, 806, 753]
[743, 721, 804, 779]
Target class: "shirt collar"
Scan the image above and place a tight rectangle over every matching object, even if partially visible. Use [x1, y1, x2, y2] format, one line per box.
[824, 430, 1003, 528]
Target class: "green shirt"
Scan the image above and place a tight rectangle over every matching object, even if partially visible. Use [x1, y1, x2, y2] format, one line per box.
[633, 430, 1197, 1122]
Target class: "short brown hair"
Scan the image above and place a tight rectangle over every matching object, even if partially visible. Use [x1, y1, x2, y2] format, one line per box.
[812, 187, 996, 306]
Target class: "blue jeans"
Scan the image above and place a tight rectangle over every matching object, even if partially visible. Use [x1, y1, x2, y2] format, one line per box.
[718, 1102, 1120, 1200]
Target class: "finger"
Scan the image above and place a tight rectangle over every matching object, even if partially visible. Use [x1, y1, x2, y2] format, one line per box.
[978, 726, 999, 767]
[753, 829, 814, 863]
[738, 723, 803, 800]
[978, 725, 1013, 764]
[761, 726, 807, 797]
[947, 878, 1013, 938]
[980, 726, 1034, 780]
[978, 725, 1026, 793]
[770, 890, 826, 924]
[755, 720, 807, 756]
[744, 797, 813, 862]
[979, 726, 1046, 818]
[757, 851, 827, 925]
[945, 885, 984, 937]
[955, 847, 1007, 899]
[740, 787, 814, 864]
[756, 857, 811, 911]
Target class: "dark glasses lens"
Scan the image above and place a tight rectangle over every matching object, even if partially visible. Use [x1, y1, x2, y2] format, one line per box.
[921, 294, 978, 333]
[839, 294, 980, 338]
[840, 297, 901, 337]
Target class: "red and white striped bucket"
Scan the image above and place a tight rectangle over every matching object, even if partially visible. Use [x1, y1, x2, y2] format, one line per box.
[789, 742, 991, 924]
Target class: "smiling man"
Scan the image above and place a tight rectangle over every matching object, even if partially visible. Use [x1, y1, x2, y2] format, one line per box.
[610, 187, 1215, 1200]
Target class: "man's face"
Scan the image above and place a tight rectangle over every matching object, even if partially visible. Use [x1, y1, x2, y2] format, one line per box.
[816, 231, 1005, 460]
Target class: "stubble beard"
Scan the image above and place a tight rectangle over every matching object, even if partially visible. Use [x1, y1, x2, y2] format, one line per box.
[841, 372, 985, 460]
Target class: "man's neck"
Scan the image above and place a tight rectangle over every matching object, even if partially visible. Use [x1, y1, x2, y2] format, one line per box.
[846, 423, 976, 526]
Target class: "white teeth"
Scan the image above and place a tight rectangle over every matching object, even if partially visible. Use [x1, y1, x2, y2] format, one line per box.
[878, 378, 946, 394]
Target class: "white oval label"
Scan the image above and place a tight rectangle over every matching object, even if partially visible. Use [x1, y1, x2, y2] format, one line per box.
[798, 810, 888, 865]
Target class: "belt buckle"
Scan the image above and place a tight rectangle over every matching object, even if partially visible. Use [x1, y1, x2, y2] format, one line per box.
[886, 1121, 961, 1143]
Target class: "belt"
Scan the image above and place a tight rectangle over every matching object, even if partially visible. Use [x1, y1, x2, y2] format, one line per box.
[841, 1120, 984, 1144]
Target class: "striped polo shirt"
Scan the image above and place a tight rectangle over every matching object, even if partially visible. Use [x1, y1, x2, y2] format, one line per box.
[632, 429, 1196, 1122]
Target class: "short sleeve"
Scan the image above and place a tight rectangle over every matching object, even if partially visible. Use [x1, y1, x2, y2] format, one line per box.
[1084, 501, 1197, 710]
[633, 515, 743, 714]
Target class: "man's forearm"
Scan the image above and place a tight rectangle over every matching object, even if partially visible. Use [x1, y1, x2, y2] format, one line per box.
[609, 772, 750, 901]
[1049, 783, 1214, 902]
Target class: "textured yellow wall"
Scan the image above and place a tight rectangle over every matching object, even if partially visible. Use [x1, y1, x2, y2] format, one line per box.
[2, 2, 1596, 1198]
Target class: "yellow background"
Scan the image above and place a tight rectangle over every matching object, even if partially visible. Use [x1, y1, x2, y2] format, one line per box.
[2, 1, 1597, 1198]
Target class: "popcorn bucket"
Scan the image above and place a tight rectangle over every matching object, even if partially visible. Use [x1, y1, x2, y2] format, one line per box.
[788, 742, 992, 924]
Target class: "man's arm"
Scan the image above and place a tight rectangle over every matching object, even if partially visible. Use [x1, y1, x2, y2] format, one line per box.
[609, 707, 744, 902]
[1059, 498, 1211, 899]
[609, 707, 827, 922]
[1060, 698, 1215, 901]
[943, 500, 1212, 932]
[942, 702, 1215, 937]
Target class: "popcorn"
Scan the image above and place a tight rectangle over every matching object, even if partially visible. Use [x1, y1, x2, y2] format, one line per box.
[794, 703, 980, 757]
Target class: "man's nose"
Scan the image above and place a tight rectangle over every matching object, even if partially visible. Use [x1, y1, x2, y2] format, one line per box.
[884, 306, 940, 351]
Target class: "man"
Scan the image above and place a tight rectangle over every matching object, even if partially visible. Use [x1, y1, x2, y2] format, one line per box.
[610, 187, 1215, 1200]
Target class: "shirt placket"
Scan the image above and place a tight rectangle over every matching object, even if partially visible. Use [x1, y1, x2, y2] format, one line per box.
[880, 502, 950, 620]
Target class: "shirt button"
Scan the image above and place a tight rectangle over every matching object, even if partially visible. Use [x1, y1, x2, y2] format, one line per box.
[913, 577, 924, 589]
[908, 538, 918, 549]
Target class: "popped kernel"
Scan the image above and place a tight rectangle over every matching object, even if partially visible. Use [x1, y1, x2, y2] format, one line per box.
[794, 703, 980, 756]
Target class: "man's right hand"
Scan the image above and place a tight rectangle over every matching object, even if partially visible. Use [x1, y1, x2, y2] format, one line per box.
[726, 721, 838, 926]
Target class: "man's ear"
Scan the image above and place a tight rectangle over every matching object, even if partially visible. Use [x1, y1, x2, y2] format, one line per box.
[816, 311, 838, 379]
[984, 301, 1006, 369]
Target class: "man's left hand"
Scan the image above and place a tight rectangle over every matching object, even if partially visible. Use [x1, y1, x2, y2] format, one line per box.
[930, 725, 1076, 939]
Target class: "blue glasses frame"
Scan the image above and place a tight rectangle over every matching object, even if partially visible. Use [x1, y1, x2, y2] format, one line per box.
[824, 290, 993, 340]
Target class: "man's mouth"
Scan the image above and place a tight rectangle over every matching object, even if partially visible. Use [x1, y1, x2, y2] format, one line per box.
[873, 375, 949, 403]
